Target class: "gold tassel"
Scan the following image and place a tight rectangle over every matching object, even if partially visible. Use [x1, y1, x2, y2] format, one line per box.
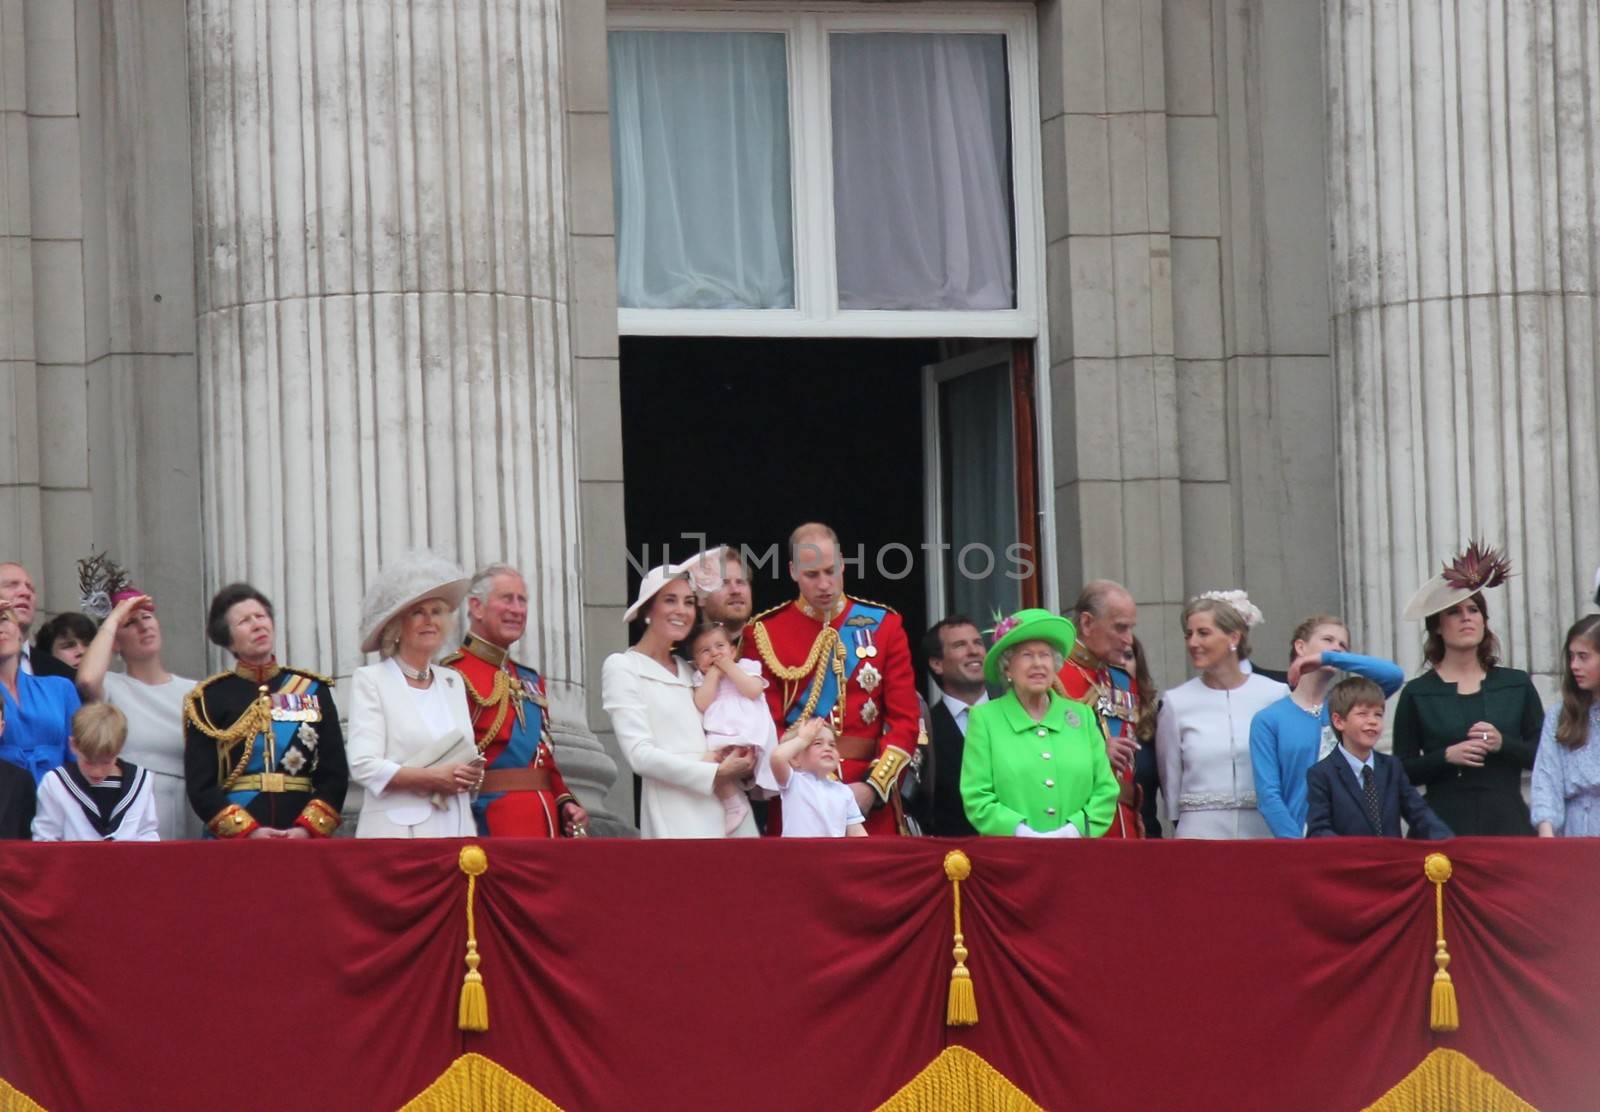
[458, 844, 490, 1032]
[1424, 853, 1459, 1032]
[943, 850, 978, 1027]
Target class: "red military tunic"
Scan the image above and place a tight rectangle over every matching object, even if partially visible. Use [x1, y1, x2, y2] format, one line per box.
[1058, 644, 1145, 838]
[443, 634, 576, 838]
[742, 596, 918, 835]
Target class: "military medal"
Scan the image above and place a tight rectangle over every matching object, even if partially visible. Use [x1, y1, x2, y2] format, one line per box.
[860, 698, 879, 725]
[297, 722, 319, 751]
[854, 628, 878, 659]
[280, 748, 307, 775]
[857, 660, 882, 692]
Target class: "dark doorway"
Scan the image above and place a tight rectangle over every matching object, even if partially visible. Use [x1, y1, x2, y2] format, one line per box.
[619, 336, 937, 644]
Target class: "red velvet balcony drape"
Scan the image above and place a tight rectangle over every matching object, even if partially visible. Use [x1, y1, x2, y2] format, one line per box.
[1, 838, 1595, 1111]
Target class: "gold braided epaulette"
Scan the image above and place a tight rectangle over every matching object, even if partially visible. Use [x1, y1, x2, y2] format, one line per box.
[747, 600, 790, 625]
[282, 665, 335, 687]
[847, 594, 900, 615]
[439, 650, 466, 668]
[182, 671, 234, 734]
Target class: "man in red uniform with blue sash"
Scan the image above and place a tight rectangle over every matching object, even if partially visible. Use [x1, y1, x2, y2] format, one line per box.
[743, 524, 918, 835]
[443, 564, 588, 838]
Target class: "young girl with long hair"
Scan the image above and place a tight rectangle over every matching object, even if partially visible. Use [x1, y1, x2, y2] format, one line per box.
[1532, 615, 1600, 837]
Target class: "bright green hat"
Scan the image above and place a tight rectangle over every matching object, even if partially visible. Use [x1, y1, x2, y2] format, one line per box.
[983, 608, 1078, 688]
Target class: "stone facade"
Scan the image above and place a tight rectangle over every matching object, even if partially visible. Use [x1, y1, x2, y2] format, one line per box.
[1040, 0, 1341, 685]
[1328, 0, 1600, 685]
[0, 0, 1590, 834]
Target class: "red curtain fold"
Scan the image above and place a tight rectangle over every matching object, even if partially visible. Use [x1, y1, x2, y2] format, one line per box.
[1, 837, 1596, 1112]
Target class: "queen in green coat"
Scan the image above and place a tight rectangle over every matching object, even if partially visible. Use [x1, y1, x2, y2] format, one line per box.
[961, 609, 1119, 838]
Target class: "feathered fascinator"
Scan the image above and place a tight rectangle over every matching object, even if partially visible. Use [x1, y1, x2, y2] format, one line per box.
[1404, 541, 1512, 621]
[78, 552, 132, 621]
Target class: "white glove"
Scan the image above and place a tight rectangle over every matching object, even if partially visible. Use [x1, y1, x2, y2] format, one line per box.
[1046, 823, 1081, 839]
[1014, 822, 1046, 838]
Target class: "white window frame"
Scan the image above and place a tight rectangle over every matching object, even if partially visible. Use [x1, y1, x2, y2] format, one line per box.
[608, 3, 1044, 340]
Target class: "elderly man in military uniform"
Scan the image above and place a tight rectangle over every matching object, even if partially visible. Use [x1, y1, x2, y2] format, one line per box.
[742, 523, 918, 835]
[1056, 579, 1157, 838]
[442, 563, 588, 837]
[184, 583, 348, 838]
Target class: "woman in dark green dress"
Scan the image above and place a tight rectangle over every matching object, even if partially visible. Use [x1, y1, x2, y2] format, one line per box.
[1394, 545, 1542, 835]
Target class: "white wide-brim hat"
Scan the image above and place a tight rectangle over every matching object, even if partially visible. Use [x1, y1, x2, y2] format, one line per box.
[1402, 541, 1512, 621]
[359, 549, 471, 653]
[624, 556, 724, 623]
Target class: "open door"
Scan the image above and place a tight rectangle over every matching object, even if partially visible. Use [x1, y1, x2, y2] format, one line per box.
[922, 341, 1041, 628]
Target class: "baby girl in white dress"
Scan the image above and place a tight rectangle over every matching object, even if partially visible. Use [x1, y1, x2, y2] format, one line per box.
[690, 621, 773, 835]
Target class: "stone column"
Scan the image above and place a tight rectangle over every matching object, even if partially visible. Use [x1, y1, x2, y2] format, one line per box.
[187, 0, 624, 827]
[1327, 0, 1600, 678]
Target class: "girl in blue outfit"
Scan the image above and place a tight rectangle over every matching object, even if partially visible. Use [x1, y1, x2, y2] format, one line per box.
[1248, 614, 1403, 837]
[0, 600, 80, 784]
[1532, 615, 1600, 837]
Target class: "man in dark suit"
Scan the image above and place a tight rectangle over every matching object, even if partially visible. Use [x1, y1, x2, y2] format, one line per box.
[1307, 676, 1451, 839]
[920, 616, 987, 836]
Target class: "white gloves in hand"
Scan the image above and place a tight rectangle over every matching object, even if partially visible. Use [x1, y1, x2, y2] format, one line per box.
[1015, 821, 1080, 838]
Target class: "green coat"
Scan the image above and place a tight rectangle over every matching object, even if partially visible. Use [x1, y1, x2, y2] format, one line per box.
[960, 689, 1119, 837]
[1392, 667, 1543, 836]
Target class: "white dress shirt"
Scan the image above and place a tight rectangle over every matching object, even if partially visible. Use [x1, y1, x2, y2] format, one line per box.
[941, 690, 989, 737]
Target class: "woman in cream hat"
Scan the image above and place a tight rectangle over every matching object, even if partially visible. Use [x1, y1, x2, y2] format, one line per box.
[600, 560, 758, 838]
[346, 550, 482, 838]
[1393, 542, 1543, 835]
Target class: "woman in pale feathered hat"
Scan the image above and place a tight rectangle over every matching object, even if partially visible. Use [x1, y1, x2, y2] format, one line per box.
[959, 609, 1118, 838]
[1393, 542, 1544, 835]
[345, 550, 482, 839]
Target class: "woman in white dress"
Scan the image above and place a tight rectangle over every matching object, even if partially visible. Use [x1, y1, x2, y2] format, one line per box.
[601, 562, 758, 838]
[1156, 591, 1287, 839]
[76, 586, 201, 840]
[346, 551, 482, 839]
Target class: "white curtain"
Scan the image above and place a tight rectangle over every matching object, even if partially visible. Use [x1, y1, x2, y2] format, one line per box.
[831, 33, 1015, 311]
[609, 31, 795, 310]
[943, 363, 1019, 622]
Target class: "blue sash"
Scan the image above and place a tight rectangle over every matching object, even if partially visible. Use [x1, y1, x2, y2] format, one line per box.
[472, 667, 545, 833]
[783, 602, 885, 726]
[224, 678, 323, 815]
[1104, 665, 1135, 738]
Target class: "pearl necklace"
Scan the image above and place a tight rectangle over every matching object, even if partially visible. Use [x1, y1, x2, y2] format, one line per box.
[396, 658, 433, 684]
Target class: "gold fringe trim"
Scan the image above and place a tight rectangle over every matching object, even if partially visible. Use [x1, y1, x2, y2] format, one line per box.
[457, 845, 489, 1032]
[1423, 853, 1459, 1032]
[398, 1054, 565, 1112]
[874, 1047, 1042, 1112]
[943, 850, 978, 1026]
[1362, 1049, 1536, 1112]
[0, 1077, 47, 1112]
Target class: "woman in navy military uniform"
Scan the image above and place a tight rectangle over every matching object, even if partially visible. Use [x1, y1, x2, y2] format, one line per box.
[184, 583, 348, 838]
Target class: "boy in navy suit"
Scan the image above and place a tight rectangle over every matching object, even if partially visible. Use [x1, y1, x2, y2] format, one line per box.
[1306, 677, 1452, 839]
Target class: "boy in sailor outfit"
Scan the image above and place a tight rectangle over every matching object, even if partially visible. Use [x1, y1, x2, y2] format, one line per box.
[32, 704, 159, 842]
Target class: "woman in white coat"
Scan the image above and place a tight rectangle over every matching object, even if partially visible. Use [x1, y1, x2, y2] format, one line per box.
[601, 563, 758, 838]
[347, 551, 482, 838]
[1156, 591, 1287, 839]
